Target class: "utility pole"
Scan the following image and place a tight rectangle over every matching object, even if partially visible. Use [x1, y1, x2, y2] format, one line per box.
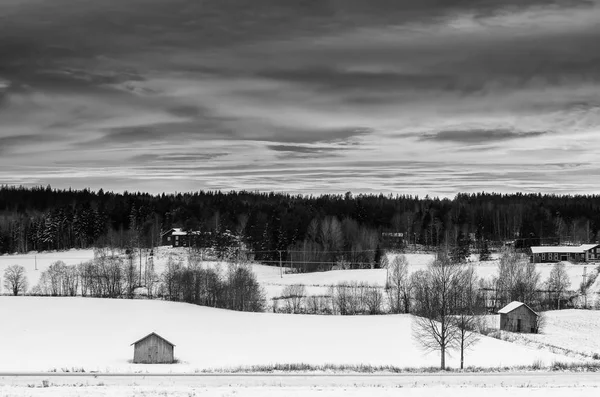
[583, 266, 588, 308]
[278, 250, 283, 278]
[35, 255, 37, 271]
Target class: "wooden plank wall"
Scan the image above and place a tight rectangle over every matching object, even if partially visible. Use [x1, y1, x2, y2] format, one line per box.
[133, 334, 174, 364]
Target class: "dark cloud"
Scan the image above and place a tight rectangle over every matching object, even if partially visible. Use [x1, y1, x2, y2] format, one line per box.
[420, 129, 549, 144]
[266, 144, 351, 159]
[130, 152, 229, 163]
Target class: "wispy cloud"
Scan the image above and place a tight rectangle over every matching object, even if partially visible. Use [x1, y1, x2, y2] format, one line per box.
[420, 129, 549, 144]
[0, 0, 599, 195]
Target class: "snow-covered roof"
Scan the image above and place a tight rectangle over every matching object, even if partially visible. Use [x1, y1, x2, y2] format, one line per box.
[161, 228, 183, 236]
[530, 244, 598, 254]
[498, 301, 537, 315]
[130, 332, 175, 347]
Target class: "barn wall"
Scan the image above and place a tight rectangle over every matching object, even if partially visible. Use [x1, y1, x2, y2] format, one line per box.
[133, 334, 174, 364]
[499, 305, 537, 333]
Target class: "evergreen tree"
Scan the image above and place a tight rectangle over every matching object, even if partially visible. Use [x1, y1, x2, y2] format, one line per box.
[479, 239, 492, 261]
[450, 232, 471, 263]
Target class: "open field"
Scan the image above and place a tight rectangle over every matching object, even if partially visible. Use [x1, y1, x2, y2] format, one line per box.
[2, 373, 600, 396]
[0, 297, 579, 373]
[2, 386, 599, 397]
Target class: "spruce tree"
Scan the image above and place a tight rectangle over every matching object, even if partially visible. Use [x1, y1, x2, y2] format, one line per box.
[479, 239, 492, 261]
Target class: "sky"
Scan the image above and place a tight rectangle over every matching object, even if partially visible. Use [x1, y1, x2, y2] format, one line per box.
[1, 0, 599, 197]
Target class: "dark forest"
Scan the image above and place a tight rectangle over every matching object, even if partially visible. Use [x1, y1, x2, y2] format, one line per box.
[1, 186, 599, 266]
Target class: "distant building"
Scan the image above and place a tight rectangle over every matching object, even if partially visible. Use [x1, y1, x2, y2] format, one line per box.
[530, 244, 599, 263]
[381, 232, 404, 250]
[498, 301, 538, 333]
[160, 228, 209, 248]
[131, 332, 175, 364]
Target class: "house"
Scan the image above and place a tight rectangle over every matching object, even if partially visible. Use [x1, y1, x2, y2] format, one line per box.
[381, 232, 404, 250]
[131, 332, 175, 364]
[530, 244, 600, 263]
[498, 301, 538, 333]
[160, 228, 209, 248]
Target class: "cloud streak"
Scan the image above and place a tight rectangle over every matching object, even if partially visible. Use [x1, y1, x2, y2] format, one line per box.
[0, 0, 599, 196]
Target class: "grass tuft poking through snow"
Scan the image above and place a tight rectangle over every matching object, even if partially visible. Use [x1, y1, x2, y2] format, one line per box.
[198, 362, 600, 374]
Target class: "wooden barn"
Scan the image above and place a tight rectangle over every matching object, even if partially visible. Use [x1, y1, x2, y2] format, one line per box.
[498, 301, 538, 333]
[530, 244, 599, 263]
[131, 332, 175, 364]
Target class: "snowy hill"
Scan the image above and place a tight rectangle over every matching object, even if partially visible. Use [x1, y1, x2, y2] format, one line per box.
[0, 296, 578, 373]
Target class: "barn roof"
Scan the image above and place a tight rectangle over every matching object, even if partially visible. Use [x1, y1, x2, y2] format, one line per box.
[530, 244, 598, 254]
[160, 228, 182, 237]
[498, 301, 538, 316]
[130, 332, 175, 347]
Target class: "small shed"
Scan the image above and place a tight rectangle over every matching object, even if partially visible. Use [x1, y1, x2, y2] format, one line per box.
[498, 301, 538, 333]
[131, 332, 175, 364]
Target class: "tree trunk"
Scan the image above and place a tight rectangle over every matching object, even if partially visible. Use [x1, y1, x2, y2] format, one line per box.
[441, 344, 446, 370]
[460, 336, 465, 370]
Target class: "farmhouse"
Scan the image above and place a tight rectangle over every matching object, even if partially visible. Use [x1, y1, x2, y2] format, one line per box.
[381, 232, 405, 250]
[498, 301, 538, 333]
[160, 228, 208, 248]
[131, 332, 175, 364]
[530, 244, 599, 263]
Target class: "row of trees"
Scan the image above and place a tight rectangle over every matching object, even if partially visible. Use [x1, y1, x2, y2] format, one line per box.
[3, 249, 266, 313]
[161, 259, 265, 312]
[2, 186, 600, 260]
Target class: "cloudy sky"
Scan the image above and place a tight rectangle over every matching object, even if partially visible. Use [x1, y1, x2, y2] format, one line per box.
[1, 0, 599, 197]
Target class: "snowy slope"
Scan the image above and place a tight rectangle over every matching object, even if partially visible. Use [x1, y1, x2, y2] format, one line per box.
[501, 309, 600, 358]
[0, 297, 578, 373]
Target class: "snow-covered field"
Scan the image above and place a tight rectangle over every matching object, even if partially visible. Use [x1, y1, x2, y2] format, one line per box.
[0, 296, 578, 373]
[496, 309, 600, 359]
[0, 250, 95, 293]
[2, 385, 599, 397]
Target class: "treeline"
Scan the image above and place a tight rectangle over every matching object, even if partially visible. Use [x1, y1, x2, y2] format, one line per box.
[25, 248, 266, 312]
[2, 186, 600, 262]
[272, 248, 594, 315]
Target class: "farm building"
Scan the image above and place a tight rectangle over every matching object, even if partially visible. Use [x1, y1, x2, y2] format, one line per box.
[498, 301, 538, 333]
[160, 228, 209, 248]
[381, 232, 405, 250]
[131, 332, 175, 364]
[530, 244, 599, 263]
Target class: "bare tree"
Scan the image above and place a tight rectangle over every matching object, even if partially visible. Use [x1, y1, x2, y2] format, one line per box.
[451, 265, 483, 369]
[3, 265, 28, 296]
[281, 284, 306, 313]
[411, 257, 466, 370]
[547, 262, 571, 309]
[365, 285, 384, 314]
[497, 247, 540, 307]
[387, 255, 411, 313]
[533, 311, 547, 333]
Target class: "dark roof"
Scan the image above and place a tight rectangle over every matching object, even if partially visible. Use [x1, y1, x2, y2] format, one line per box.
[130, 332, 175, 347]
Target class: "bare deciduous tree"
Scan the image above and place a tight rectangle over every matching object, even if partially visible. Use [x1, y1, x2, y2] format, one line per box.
[547, 262, 571, 309]
[496, 247, 540, 307]
[412, 257, 472, 370]
[281, 284, 306, 313]
[451, 265, 483, 369]
[387, 255, 411, 313]
[3, 265, 28, 296]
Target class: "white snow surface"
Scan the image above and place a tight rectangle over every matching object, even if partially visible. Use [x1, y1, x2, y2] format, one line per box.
[1, 386, 598, 397]
[0, 297, 578, 373]
[503, 309, 600, 358]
